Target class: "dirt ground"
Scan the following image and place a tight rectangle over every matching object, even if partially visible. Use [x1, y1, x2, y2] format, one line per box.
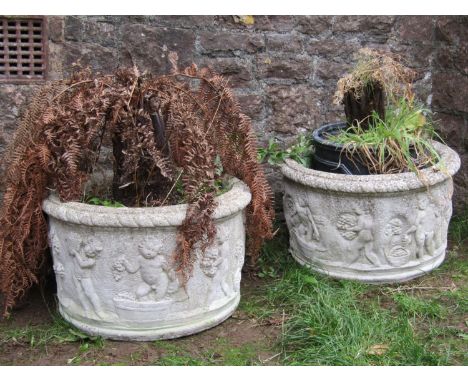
[0, 276, 282, 366]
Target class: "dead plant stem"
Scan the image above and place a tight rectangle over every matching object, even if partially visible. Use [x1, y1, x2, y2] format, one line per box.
[160, 170, 183, 206]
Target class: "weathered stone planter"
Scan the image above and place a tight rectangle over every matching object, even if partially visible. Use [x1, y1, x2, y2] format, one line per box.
[281, 142, 460, 283]
[42, 178, 251, 341]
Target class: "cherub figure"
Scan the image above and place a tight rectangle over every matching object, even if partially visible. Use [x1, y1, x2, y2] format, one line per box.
[413, 197, 436, 258]
[200, 233, 233, 298]
[69, 237, 103, 318]
[285, 194, 321, 242]
[113, 239, 178, 301]
[337, 207, 380, 265]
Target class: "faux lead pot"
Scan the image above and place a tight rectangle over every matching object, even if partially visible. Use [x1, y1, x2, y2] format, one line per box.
[281, 142, 461, 283]
[42, 178, 251, 341]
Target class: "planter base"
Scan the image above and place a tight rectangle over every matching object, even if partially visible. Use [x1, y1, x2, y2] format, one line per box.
[59, 294, 240, 341]
[290, 244, 446, 284]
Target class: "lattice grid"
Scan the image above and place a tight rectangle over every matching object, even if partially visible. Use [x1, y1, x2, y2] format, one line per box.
[0, 17, 46, 81]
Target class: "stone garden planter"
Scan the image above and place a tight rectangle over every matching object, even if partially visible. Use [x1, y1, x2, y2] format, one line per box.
[42, 178, 251, 341]
[281, 142, 460, 283]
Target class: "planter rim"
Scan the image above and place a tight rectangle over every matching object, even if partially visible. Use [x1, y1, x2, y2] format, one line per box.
[311, 121, 347, 149]
[42, 178, 251, 228]
[282, 141, 460, 193]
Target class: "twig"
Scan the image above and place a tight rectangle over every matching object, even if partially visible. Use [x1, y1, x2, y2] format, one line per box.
[386, 285, 457, 292]
[204, 90, 225, 138]
[260, 352, 281, 364]
[280, 309, 286, 357]
[126, 78, 138, 108]
[52, 80, 94, 101]
[160, 170, 183, 206]
[147, 84, 207, 114]
[164, 72, 219, 91]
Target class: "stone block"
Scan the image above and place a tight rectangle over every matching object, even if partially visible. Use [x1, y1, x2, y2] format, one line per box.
[434, 44, 468, 74]
[0, 85, 37, 133]
[63, 42, 120, 75]
[434, 16, 468, 45]
[236, 94, 264, 120]
[314, 59, 348, 82]
[215, 16, 296, 32]
[435, 113, 467, 152]
[256, 55, 312, 80]
[120, 24, 195, 74]
[333, 16, 395, 35]
[432, 71, 468, 113]
[64, 16, 118, 48]
[199, 31, 265, 55]
[394, 16, 434, 43]
[199, 57, 253, 88]
[295, 16, 332, 36]
[305, 39, 361, 60]
[48, 16, 65, 43]
[266, 33, 304, 53]
[266, 84, 323, 133]
[146, 16, 216, 29]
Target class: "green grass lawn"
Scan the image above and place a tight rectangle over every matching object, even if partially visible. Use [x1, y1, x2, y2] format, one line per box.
[0, 211, 466, 365]
[251, 211, 467, 365]
[250, 233, 467, 365]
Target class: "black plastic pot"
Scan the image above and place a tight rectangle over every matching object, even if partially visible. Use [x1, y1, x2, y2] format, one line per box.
[311, 122, 370, 175]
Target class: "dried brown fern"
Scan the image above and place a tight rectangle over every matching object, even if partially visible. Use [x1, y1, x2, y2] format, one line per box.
[0, 59, 274, 316]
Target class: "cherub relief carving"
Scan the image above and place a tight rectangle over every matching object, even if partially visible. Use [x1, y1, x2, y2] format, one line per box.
[69, 236, 104, 318]
[413, 196, 436, 258]
[113, 238, 183, 302]
[200, 233, 233, 298]
[336, 208, 380, 266]
[284, 193, 322, 242]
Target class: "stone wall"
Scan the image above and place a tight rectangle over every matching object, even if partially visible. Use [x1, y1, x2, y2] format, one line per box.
[0, 16, 466, 211]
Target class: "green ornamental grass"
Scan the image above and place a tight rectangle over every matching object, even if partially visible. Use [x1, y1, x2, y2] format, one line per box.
[331, 97, 443, 174]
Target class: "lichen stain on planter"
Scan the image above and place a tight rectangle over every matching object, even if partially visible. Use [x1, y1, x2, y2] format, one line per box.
[281, 142, 461, 284]
[43, 179, 251, 341]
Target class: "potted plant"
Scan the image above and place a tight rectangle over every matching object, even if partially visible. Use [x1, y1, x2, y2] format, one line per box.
[281, 49, 460, 283]
[0, 55, 275, 340]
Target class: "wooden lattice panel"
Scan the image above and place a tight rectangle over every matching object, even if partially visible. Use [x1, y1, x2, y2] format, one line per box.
[0, 17, 46, 82]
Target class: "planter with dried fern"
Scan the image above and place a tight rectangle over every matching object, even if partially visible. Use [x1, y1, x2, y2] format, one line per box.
[0, 54, 274, 339]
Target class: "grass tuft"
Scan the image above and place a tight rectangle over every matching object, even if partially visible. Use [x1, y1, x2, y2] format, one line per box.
[0, 313, 104, 349]
[449, 208, 468, 247]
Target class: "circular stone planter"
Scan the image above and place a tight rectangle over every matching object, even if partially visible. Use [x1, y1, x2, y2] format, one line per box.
[42, 178, 251, 341]
[281, 141, 460, 284]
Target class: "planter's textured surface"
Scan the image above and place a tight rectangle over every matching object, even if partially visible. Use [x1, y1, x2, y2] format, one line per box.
[281, 142, 460, 283]
[42, 179, 251, 341]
